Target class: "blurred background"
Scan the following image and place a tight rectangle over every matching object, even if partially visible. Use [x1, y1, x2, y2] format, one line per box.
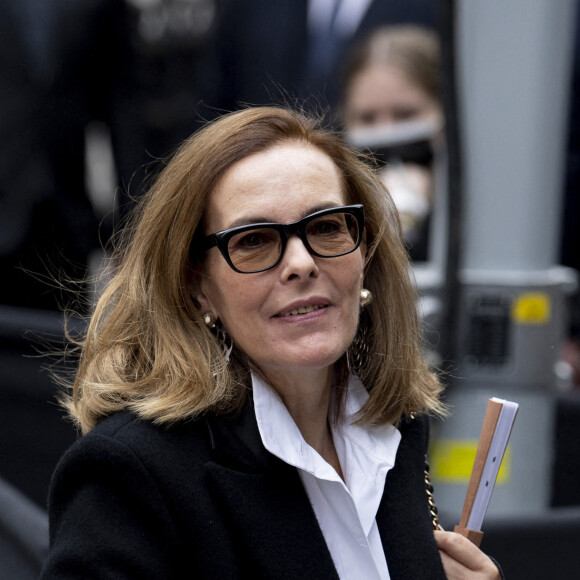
[1, 0, 580, 578]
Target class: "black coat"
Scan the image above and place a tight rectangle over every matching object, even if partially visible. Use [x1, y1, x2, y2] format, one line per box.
[41, 402, 447, 578]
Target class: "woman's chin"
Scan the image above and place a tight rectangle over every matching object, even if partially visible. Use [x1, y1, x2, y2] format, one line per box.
[253, 344, 348, 378]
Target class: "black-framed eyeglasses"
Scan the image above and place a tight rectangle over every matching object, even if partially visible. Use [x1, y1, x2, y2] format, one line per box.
[201, 204, 365, 274]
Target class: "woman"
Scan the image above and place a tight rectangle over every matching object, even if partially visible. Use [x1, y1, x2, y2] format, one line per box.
[41, 107, 500, 579]
[340, 25, 443, 261]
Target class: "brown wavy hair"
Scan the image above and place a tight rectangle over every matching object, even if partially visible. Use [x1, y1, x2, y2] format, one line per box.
[64, 106, 444, 433]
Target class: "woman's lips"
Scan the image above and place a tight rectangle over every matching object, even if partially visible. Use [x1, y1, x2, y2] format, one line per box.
[274, 304, 329, 318]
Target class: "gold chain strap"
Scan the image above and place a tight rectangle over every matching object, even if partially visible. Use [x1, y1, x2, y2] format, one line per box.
[424, 456, 441, 530]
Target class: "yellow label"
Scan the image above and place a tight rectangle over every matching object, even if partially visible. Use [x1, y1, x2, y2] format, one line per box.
[430, 439, 511, 484]
[512, 292, 551, 325]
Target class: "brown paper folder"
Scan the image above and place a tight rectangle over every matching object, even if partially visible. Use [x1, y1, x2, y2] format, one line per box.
[458, 400, 503, 529]
[454, 399, 505, 545]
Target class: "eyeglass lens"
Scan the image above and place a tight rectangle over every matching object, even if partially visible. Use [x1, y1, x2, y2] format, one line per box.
[226, 211, 360, 272]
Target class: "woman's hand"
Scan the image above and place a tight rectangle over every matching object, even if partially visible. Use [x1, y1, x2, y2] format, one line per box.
[434, 530, 501, 579]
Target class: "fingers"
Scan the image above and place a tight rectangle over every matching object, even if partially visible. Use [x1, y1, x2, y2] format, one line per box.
[434, 530, 486, 569]
[434, 531, 501, 579]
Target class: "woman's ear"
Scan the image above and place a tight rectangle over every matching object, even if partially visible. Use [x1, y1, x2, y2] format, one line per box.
[193, 272, 218, 315]
[195, 288, 214, 314]
[186, 266, 213, 313]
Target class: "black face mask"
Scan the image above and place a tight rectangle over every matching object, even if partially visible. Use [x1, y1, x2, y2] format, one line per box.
[345, 118, 440, 168]
[369, 138, 434, 168]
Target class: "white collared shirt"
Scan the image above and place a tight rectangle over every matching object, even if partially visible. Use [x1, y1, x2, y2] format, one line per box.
[252, 373, 401, 580]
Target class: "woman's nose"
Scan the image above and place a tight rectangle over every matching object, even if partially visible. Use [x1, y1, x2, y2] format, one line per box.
[279, 235, 319, 280]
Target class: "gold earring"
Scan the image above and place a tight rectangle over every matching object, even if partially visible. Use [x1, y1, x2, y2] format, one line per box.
[360, 288, 373, 309]
[203, 312, 217, 328]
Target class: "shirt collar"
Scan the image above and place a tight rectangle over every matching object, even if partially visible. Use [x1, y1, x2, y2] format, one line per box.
[252, 372, 339, 480]
[252, 372, 401, 519]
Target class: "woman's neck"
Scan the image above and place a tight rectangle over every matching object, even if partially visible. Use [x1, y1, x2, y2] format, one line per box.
[260, 366, 345, 480]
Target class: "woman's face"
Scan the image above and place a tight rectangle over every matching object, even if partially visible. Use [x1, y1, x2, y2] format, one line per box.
[196, 143, 365, 382]
[344, 63, 441, 129]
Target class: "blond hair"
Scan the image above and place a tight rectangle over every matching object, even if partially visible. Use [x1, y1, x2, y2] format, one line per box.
[64, 106, 444, 433]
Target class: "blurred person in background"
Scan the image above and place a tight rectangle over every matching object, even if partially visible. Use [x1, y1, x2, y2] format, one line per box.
[339, 25, 443, 262]
[205, 0, 437, 116]
[112, 0, 222, 220]
[0, 0, 126, 311]
[0, 0, 221, 312]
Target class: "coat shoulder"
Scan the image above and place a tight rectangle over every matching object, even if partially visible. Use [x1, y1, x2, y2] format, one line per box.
[49, 410, 214, 516]
[86, 409, 208, 446]
[44, 411, 228, 578]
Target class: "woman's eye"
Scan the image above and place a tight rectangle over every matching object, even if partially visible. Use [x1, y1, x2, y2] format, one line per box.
[312, 219, 341, 235]
[230, 229, 277, 252]
[357, 110, 378, 126]
[239, 233, 265, 247]
[393, 107, 420, 122]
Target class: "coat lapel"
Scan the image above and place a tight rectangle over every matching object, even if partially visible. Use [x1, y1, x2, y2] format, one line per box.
[377, 416, 447, 579]
[205, 403, 339, 580]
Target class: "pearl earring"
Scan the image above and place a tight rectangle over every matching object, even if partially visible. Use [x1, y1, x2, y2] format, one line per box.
[360, 288, 373, 309]
[203, 312, 217, 328]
